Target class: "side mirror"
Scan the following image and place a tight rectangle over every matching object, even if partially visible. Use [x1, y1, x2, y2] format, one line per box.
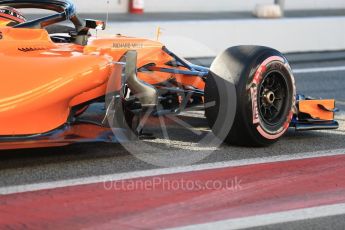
[85, 19, 106, 30]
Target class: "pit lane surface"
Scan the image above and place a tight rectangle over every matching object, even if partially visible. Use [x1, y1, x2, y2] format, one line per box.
[0, 58, 345, 229]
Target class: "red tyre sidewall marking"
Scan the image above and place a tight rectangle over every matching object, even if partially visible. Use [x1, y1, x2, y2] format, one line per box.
[250, 56, 295, 140]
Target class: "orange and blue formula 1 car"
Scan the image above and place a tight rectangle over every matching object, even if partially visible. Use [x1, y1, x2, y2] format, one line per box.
[0, 0, 339, 149]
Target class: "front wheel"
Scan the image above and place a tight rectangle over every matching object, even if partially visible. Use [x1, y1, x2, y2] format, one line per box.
[205, 46, 296, 147]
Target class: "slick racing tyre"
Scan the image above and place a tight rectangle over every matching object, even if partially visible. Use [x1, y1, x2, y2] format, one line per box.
[205, 46, 296, 147]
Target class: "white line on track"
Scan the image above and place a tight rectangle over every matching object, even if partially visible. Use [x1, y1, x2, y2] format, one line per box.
[337, 101, 345, 106]
[293, 66, 345, 74]
[170, 203, 345, 230]
[1, 148, 345, 195]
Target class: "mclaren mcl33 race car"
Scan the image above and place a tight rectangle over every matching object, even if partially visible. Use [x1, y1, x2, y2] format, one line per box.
[0, 0, 339, 150]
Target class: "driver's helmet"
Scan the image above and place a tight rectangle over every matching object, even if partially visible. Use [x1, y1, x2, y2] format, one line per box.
[0, 6, 26, 27]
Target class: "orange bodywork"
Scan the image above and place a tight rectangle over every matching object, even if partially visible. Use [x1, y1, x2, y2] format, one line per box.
[0, 27, 204, 135]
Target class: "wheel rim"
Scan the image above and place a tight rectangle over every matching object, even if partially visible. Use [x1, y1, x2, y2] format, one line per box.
[258, 70, 289, 129]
